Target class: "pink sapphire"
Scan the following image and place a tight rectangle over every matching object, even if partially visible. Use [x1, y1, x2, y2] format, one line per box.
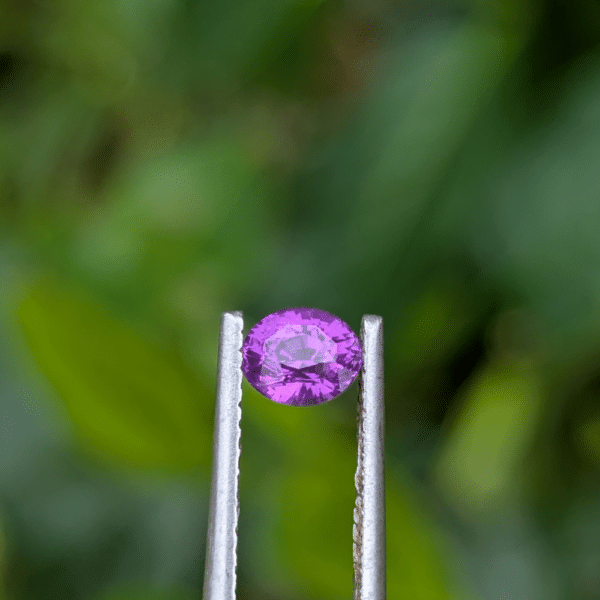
[241, 308, 363, 406]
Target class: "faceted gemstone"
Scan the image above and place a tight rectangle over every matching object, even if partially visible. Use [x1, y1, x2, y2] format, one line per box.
[241, 308, 363, 406]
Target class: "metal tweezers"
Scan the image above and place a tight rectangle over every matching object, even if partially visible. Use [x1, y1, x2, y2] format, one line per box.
[202, 312, 386, 600]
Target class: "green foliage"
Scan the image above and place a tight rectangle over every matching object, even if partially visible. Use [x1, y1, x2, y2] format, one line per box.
[435, 51, 600, 361]
[239, 385, 465, 599]
[386, 476, 468, 600]
[91, 583, 194, 600]
[18, 279, 212, 472]
[71, 137, 278, 297]
[280, 460, 466, 599]
[0, 520, 6, 600]
[393, 281, 474, 374]
[575, 414, 600, 466]
[435, 360, 542, 520]
[3, 0, 600, 597]
[168, 0, 327, 85]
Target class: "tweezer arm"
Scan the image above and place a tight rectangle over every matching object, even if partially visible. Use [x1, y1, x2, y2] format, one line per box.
[354, 315, 386, 600]
[203, 311, 244, 600]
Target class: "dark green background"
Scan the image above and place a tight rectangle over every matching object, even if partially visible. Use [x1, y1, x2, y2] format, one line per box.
[2, 0, 600, 598]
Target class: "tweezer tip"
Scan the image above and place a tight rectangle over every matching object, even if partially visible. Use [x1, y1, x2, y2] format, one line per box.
[362, 314, 383, 326]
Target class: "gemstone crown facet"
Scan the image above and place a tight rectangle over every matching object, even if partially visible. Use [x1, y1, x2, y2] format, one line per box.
[241, 307, 363, 406]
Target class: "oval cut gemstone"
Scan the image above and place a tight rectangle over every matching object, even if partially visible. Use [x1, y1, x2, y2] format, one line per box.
[241, 308, 363, 406]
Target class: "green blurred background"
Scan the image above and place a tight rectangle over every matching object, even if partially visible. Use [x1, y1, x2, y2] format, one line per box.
[2, 0, 600, 598]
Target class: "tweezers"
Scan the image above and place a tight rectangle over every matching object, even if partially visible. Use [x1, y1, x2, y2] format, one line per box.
[202, 312, 386, 600]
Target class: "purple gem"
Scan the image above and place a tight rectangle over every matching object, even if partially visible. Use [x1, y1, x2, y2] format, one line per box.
[242, 308, 363, 406]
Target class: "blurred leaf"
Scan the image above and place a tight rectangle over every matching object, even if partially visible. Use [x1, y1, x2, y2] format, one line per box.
[91, 583, 194, 600]
[35, 0, 136, 101]
[434, 50, 600, 362]
[71, 138, 278, 313]
[18, 278, 212, 471]
[279, 451, 468, 599]
[240, 386, 468, 599]
[434, 360, 541, 519]
[169, 0, 326, 85]
[386, 473, 471, 600]
[574, 413, 600, 466]
[0, 518, 6, 600]
[266, 9, 535, 312]
[2, 83, 100, 209]
[351, 22, 524, 250]
[393, 281, 474, 375]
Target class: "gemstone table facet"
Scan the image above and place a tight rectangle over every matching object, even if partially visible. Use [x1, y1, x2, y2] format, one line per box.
[241, 308, 363, 406]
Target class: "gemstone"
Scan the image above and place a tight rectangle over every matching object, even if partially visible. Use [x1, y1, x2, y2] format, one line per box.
[241, 307, 363, 406]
